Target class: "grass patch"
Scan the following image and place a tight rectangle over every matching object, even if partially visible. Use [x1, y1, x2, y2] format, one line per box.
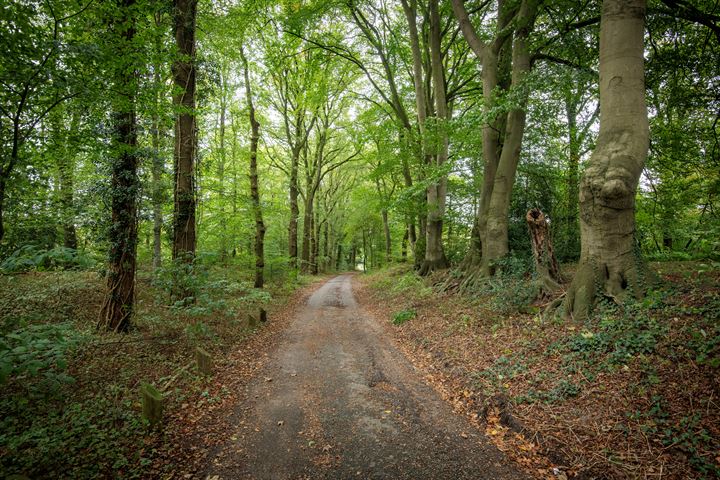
[392, 309, 416, 326]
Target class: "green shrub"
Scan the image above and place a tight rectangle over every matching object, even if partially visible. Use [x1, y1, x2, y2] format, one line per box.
[392, 309, 416, 325]
[688, 324, 720, 368]
[469, 255, 536, 314]
[0, 323, 85, 388]
[0, 396, 147, 478]
[0, 245, 97, 273]
[391, 272, 433, 298]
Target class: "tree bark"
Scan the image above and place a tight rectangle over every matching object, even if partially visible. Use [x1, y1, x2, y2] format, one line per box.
[98, 0, 139, 333]
[451, 0, 537, 279]
[289, 149, 299, 268]
[562, 0, 650, 320]
[419, 0, 449, 275]
[241, 47, 266, 289]
[171, 0, 197, 263]
[526, 208, 562, 297]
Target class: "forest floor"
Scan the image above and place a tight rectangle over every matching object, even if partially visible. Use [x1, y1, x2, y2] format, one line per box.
[1, 262, 718, 479]
[0, 265, 316, 479]
[357, 262, 720, 479]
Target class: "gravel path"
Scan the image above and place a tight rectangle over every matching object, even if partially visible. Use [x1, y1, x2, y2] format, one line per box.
[204, 274, 529, 479]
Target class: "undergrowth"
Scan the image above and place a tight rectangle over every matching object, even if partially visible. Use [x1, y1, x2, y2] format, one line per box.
[364, 261, 720, 478]
[0, 261, 303, 478]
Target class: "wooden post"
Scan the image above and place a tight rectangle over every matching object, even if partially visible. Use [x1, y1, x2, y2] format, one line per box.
[195, 347, 213, 375]
[259, 307, 267, 323]
[141, 383, 163, 426]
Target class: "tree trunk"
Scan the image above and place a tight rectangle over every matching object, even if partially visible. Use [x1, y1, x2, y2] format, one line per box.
[382, 209, 391, 263]
[481, 0, 536, 275]
[171, 0, 197, 263]
[563, 94, 581, 260]
[289, 149, 299, 268]
[151, 78, 165, 269]
[322, 221, 329, 272]
[57, 112, 78, 250]
[362, 230, 367, 272]
[451, 0, 537, 280]
[151, 128, 164, 269]
[562, 0, 650, 320]
[414, 216, 427, 270]
[99, 0, 139, 333]
[301, 195, 313, 273]
[217, 72, 228, 262]
[241, 47, 265, 289]
[310, 199, 319, 275]
[401, 226, 408, 261]
[526, 208, 562, 297]
[419, 0, 449, 275]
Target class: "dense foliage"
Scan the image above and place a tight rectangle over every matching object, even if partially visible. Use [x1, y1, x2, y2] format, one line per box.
[0, 0, 718, 477]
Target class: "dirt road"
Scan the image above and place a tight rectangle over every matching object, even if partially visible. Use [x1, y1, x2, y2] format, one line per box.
[204, 275, 528, 479]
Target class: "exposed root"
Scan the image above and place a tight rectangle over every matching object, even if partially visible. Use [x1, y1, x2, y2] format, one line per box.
[559, 258, 655, 321]
[418, 258, 448, 277]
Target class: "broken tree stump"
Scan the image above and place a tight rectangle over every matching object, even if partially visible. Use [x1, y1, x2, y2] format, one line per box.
[141, 383, 163, 426]
[259, 307, 267, 323]
[248, 313, 258, 328]
[526, 208, 563, 297]
[195, 347, 213, 376]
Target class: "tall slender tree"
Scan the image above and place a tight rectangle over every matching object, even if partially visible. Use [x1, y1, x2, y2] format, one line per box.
[240, 46, 266, 288]
[98, 0, 140, 332]
[451, 0, 539, 278]
[419, 0, 451, 274]
[171, 0, 197, 263]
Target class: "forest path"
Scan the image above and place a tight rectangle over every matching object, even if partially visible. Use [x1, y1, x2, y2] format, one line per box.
[204, 274, 529, 480]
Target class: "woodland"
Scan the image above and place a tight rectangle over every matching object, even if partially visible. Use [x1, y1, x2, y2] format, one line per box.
[0, 0, 719, 478]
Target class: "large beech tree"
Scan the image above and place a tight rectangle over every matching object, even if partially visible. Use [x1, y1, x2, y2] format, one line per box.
[451, 0, 539, 279]
[419, 0, 451, 274]
[562, 0, 650, 320]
